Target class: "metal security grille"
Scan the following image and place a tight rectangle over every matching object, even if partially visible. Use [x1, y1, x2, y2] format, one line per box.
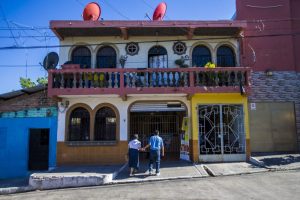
[198, 105, 245, 155]
[130, 112, 185, 153]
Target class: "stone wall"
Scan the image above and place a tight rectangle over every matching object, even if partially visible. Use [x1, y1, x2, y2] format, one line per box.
[249, 71, 300, 150]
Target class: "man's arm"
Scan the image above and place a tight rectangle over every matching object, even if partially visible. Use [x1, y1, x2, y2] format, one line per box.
[161, 140, 164, 157]
[142, 144, 150, 151]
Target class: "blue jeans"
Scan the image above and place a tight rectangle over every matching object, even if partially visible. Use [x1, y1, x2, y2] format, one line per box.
[149, 150, 161, 173]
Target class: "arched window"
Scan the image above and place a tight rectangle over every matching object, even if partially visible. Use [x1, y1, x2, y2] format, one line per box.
[97, 46, 117, 68]
[217, 46, 236, 67]
[148, 46, 168, 68]
[192, 45, 212, 67]
[71, 46, 91, 68]
[69, 107, 90, 141]
[94, 107, 117, 141]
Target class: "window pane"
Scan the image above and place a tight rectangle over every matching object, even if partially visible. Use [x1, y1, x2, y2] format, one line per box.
[192, 45, 211, 67]
[217, 46, 236, 67]
[97, 46, 117, 68]
[94, 107, 117, 141]
[71, 46, 91, 68]
[69, 107, 90, 141]
[148, 46, 168, 68]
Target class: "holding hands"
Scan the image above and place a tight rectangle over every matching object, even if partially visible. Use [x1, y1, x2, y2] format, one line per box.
[139, 147, 146, 152]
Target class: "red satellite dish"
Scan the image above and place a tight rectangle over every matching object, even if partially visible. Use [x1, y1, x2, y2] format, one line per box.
[83, 2, 101, 21]
[153, 2, 167, 21]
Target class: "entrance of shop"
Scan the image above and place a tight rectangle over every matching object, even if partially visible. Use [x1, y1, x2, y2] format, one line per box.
[198, 105, 246, 162]
[129, 102, 187, 161]
[28, 128, 50, 170]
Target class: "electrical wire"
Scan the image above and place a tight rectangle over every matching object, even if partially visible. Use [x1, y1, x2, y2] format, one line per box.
[0, 65, 41, 68]
[74, 0, 85, 7]
[101, 0, 131, 20]
[0, 31, 299, 51]
[0, 18, 299, 31]
[0, 4, 18, 46]
[0, 35, 56, 39]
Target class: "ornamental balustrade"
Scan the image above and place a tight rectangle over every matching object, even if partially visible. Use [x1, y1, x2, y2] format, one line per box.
[48, 65, 251, 97]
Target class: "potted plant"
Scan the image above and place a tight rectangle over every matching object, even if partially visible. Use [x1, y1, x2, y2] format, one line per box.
[204, 62, 217, 86]
[175, 59, 184, 67]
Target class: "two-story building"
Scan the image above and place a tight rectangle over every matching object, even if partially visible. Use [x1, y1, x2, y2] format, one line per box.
[237, 0, 300, 153]
[48, 18, 251, 165]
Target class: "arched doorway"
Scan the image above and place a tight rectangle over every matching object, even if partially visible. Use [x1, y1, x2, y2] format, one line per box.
[129, 101, 187, 160]
[71, 46, 91, 69]
[96, 46, 117, 68]
[192, 45, 212, 67]
[148, 46, 168, 68]
[217, 45, 236, 67]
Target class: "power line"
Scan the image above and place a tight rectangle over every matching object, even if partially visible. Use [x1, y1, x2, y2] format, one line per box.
[0, 65, 42, 68]
[0, 31, 299, 51]
[0, 18, 299, 31]
[74, 0, 85, 7]
[101, 0, 131, 20]
[0, 27, 50, 30]
[0, 4, 18, 46]
[0, 35, 56, 39]
[141, 0, 154, 9]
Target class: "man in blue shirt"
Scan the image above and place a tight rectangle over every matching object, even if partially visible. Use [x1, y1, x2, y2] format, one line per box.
[143, 130, 164, 176]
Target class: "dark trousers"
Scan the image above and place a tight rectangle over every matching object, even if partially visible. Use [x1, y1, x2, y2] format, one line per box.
[149, 149, 161, 173]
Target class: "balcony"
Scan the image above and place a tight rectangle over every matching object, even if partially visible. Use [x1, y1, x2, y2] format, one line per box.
[48, 65, 251, 98]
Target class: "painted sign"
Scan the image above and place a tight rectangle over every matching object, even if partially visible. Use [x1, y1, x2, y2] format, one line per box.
[180, 117, 190, 161]
[250, 103, 256, 110]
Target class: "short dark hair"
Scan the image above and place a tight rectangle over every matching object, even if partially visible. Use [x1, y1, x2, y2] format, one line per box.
[132, 134, 138, 140]
[154, 130, 159, 135]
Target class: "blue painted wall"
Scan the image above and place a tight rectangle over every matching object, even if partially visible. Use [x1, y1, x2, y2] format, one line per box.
[0, 116, 57, 179]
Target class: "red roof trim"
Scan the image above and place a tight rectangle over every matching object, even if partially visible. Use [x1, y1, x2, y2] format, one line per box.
[50, 20, 247, 29]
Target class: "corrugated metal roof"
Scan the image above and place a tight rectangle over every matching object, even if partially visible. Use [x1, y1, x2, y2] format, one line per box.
[21, 85, 46, 94]
[0, 85, 47, 100]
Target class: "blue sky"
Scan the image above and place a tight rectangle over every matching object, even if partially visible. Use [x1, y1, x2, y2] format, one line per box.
[0, 0, 236, 93]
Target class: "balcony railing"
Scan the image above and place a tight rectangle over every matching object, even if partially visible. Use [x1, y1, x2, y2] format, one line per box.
[48, 65, 251, 97]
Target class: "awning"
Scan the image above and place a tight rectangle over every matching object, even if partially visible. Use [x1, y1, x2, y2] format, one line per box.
[130, 102, 186, 112]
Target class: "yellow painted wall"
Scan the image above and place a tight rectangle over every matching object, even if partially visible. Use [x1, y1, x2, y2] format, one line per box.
[190, 93, 250, 160]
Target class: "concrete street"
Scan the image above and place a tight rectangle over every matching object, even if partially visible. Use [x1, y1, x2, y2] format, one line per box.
[1, 170, 300, 200]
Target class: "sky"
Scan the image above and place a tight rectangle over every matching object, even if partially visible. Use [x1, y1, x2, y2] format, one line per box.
[0, 0, 236, 93]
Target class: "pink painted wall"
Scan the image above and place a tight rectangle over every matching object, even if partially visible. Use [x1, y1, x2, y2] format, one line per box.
[236, 0, 299, 72]
[291, 0, 300, 72]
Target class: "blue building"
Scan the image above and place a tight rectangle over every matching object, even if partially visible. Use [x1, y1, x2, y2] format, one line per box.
[0, 86, 58, 179]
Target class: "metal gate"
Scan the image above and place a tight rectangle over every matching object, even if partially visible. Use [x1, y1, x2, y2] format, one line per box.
[198, 105, 246, 162]
[130, 112, 185, 158]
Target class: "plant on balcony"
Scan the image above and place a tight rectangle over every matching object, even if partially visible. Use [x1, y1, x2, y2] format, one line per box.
[175, 58, 189, 68]
[204, 62, 216, 69]
[204, 62, 217, 86]
[119, 55, 128, 68]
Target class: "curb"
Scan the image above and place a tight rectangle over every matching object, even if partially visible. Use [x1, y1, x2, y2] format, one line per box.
[249, 157, 268, 168]
[111, 175, 204, 185]
[1, 167, 300, 195]
[0, 186, 34, 195]
[1, 163, 128, 195]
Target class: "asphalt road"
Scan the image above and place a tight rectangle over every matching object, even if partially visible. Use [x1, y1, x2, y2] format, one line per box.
[1, 170, 300, 200]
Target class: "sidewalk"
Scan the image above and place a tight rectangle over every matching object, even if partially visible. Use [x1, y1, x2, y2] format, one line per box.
[114, 160, 208, 184]
[1, 154, 300, 195]
[29, 165, 125, 190]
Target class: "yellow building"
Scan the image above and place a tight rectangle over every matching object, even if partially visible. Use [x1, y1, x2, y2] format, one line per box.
[190, 94, 250, 162]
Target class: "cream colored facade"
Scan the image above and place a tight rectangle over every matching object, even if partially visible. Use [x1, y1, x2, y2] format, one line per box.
[55, 34, 246, 164]
[58, 36, 240, 69]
